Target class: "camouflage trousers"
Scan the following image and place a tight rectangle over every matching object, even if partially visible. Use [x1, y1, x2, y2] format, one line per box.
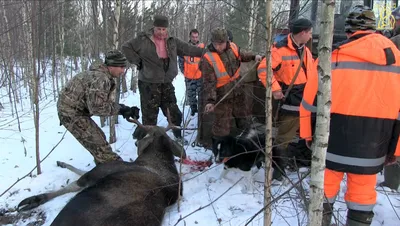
[59, 114, 123, 165]
[212, 93, 251, 137]
[185, 78, 202, 107]
[136, 81, 182, 138]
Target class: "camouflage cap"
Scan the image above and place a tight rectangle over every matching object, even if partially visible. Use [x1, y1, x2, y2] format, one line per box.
[104, 50, 127, 67]
[211, 28, 228, 43]
[392, 5, 400, 20]
[345, 5, 376, 33]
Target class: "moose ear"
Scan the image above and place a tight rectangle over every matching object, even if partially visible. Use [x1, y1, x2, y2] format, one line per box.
[165, 137, 187, 159]
[137, 134, 153, 156]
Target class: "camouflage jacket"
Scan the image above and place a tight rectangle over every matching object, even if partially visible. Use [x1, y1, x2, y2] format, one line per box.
[200, 42, 256, 105]
[122, 29, 205, 84]
[57, 64, 120, 117]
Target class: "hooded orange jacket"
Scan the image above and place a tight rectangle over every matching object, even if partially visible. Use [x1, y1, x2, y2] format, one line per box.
[300, 31, 400, 175]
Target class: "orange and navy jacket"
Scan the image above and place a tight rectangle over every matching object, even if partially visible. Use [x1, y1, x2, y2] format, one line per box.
[300, 31, 400, 175]
[203, 42, 240, 88]
[181, 42, 205, 79]
[257, 34, 316, 115]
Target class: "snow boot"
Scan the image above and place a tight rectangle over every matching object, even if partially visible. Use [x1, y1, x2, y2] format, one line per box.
[190, 105, 198, 116]
[322, 203, 334, 226]
[346, 210, 374, 226]
[380, 160, 400, 190]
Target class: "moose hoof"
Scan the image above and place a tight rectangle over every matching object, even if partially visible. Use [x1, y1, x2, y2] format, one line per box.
[17, 194, 47, 212]
[56, 161, 68, 168]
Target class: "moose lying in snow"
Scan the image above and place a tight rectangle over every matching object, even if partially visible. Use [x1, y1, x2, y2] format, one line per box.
[17, 113, 186, 226]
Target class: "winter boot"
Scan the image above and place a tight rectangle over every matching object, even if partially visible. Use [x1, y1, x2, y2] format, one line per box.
[172, 129, 188, 145]
[380, 160, 400, 190]
[322, 203, 334, 226]
[272, 146, 288, 181]
[346, 210, 374, 226]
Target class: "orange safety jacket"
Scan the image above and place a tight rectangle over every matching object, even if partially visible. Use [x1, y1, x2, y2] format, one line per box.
[203, 42, 240, 88]
[183, 43, 205, 79]
[257, 34, 315, 114]
[300, 31, 400, 175]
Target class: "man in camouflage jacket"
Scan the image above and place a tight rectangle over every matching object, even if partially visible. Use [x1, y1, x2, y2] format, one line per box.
[122, 15, 204, 144]
[201, 28, 261, 144]
[57, 50, 139, 165]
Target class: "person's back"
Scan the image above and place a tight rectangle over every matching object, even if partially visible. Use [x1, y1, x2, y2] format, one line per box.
[57, 65, 109, 117]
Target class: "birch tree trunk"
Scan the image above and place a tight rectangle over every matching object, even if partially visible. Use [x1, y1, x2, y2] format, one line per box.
[307, 1, 334, 225]
[59, 0, 66, 87]
[247, 0, 259, 51]
[109, 0, 122, 144]
[263, 0, 273, 225]
[100, 0, 109, 127]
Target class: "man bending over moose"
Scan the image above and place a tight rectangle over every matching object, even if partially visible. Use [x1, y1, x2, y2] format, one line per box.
[57, 50, 139, 165]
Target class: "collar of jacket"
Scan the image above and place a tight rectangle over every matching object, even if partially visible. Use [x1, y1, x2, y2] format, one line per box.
[206, 41, 233, 53]
[97, 65, 114, 80]
[189, 40, 199, 45]
[288, 34, 305, 50]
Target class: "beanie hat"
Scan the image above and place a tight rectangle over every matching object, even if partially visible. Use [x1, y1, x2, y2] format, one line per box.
[211, 28, 228, 43]
[153, 15, 169, 28]
[290, 18, 313, 34]
[345, 5, 376, 33]
[104, 50, 127, 67]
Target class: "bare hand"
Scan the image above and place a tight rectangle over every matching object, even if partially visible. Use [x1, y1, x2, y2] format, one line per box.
[272, 90, 284, 100]
[205, 104, 215, 113]
[255, 55, 262, 62]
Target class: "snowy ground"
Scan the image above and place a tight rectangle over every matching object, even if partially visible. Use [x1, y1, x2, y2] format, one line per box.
[0, 68, 399, 226]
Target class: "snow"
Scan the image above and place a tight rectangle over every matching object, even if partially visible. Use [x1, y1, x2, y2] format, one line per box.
[0, 67, 399, 226]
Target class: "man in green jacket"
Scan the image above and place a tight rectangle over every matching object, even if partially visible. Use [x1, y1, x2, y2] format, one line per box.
[122, 15, 204, 144]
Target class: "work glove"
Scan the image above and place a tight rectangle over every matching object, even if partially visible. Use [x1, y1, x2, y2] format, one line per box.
[119, 104, 140, 120]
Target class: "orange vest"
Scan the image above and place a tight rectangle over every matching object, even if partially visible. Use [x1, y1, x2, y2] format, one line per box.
[203, 42, 240, 88]
[257, 34, 313, 92]
[183, 43, 205, 79]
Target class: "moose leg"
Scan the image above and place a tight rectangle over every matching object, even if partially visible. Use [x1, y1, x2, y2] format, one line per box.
[57, 161, 86, 176]
[18, 181, 82, 211]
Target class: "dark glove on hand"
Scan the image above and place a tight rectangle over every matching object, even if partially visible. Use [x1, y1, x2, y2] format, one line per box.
[130, 106, 140, 120]
[118, 104, 132, 119]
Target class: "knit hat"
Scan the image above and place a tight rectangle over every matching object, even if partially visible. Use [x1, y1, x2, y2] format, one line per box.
[104, 50, 127, 67]
[153, 15, 169, 28]
[290, 18, 313, 34]
[345, 5, 376, 33]
[211, 28, 228, 43]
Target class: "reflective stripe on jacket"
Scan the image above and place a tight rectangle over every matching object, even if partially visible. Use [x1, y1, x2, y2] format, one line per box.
[203, 42, 240, 88]
[300, 31, 400, 175]
[183, 43, 205, 79]
[257, 34, 315, 113]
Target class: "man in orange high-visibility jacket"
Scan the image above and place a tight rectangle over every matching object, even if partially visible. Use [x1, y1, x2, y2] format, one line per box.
[300, 5, 400, 226]
[257, 18, 315, 182]
[200, 28, 261, 146]
[178, 29, 205, 116]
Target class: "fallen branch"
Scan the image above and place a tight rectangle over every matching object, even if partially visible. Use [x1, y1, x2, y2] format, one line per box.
[173, 177, 243, 226]
[0, 130, 67, 197]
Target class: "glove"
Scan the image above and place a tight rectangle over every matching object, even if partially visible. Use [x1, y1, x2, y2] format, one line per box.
[130, 106, 140, 120]
[385, 155, 397, 166]
[118, 104, 133, 119]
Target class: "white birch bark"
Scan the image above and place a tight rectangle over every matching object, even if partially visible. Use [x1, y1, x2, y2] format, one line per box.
[263, 0, 273, 225]
[307, 0, 335, 225]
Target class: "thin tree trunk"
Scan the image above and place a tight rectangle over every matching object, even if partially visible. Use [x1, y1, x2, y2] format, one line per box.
[308, 1, 334, 225]
[31, 0, 41, 175]
[109, 0, 122, 144]
[263, 0, 273, 225]
[51, 3, 58, 101]
[100, 0, 109, 127]
[59, 0, 65, 87]
[91, 0, 100, 60]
